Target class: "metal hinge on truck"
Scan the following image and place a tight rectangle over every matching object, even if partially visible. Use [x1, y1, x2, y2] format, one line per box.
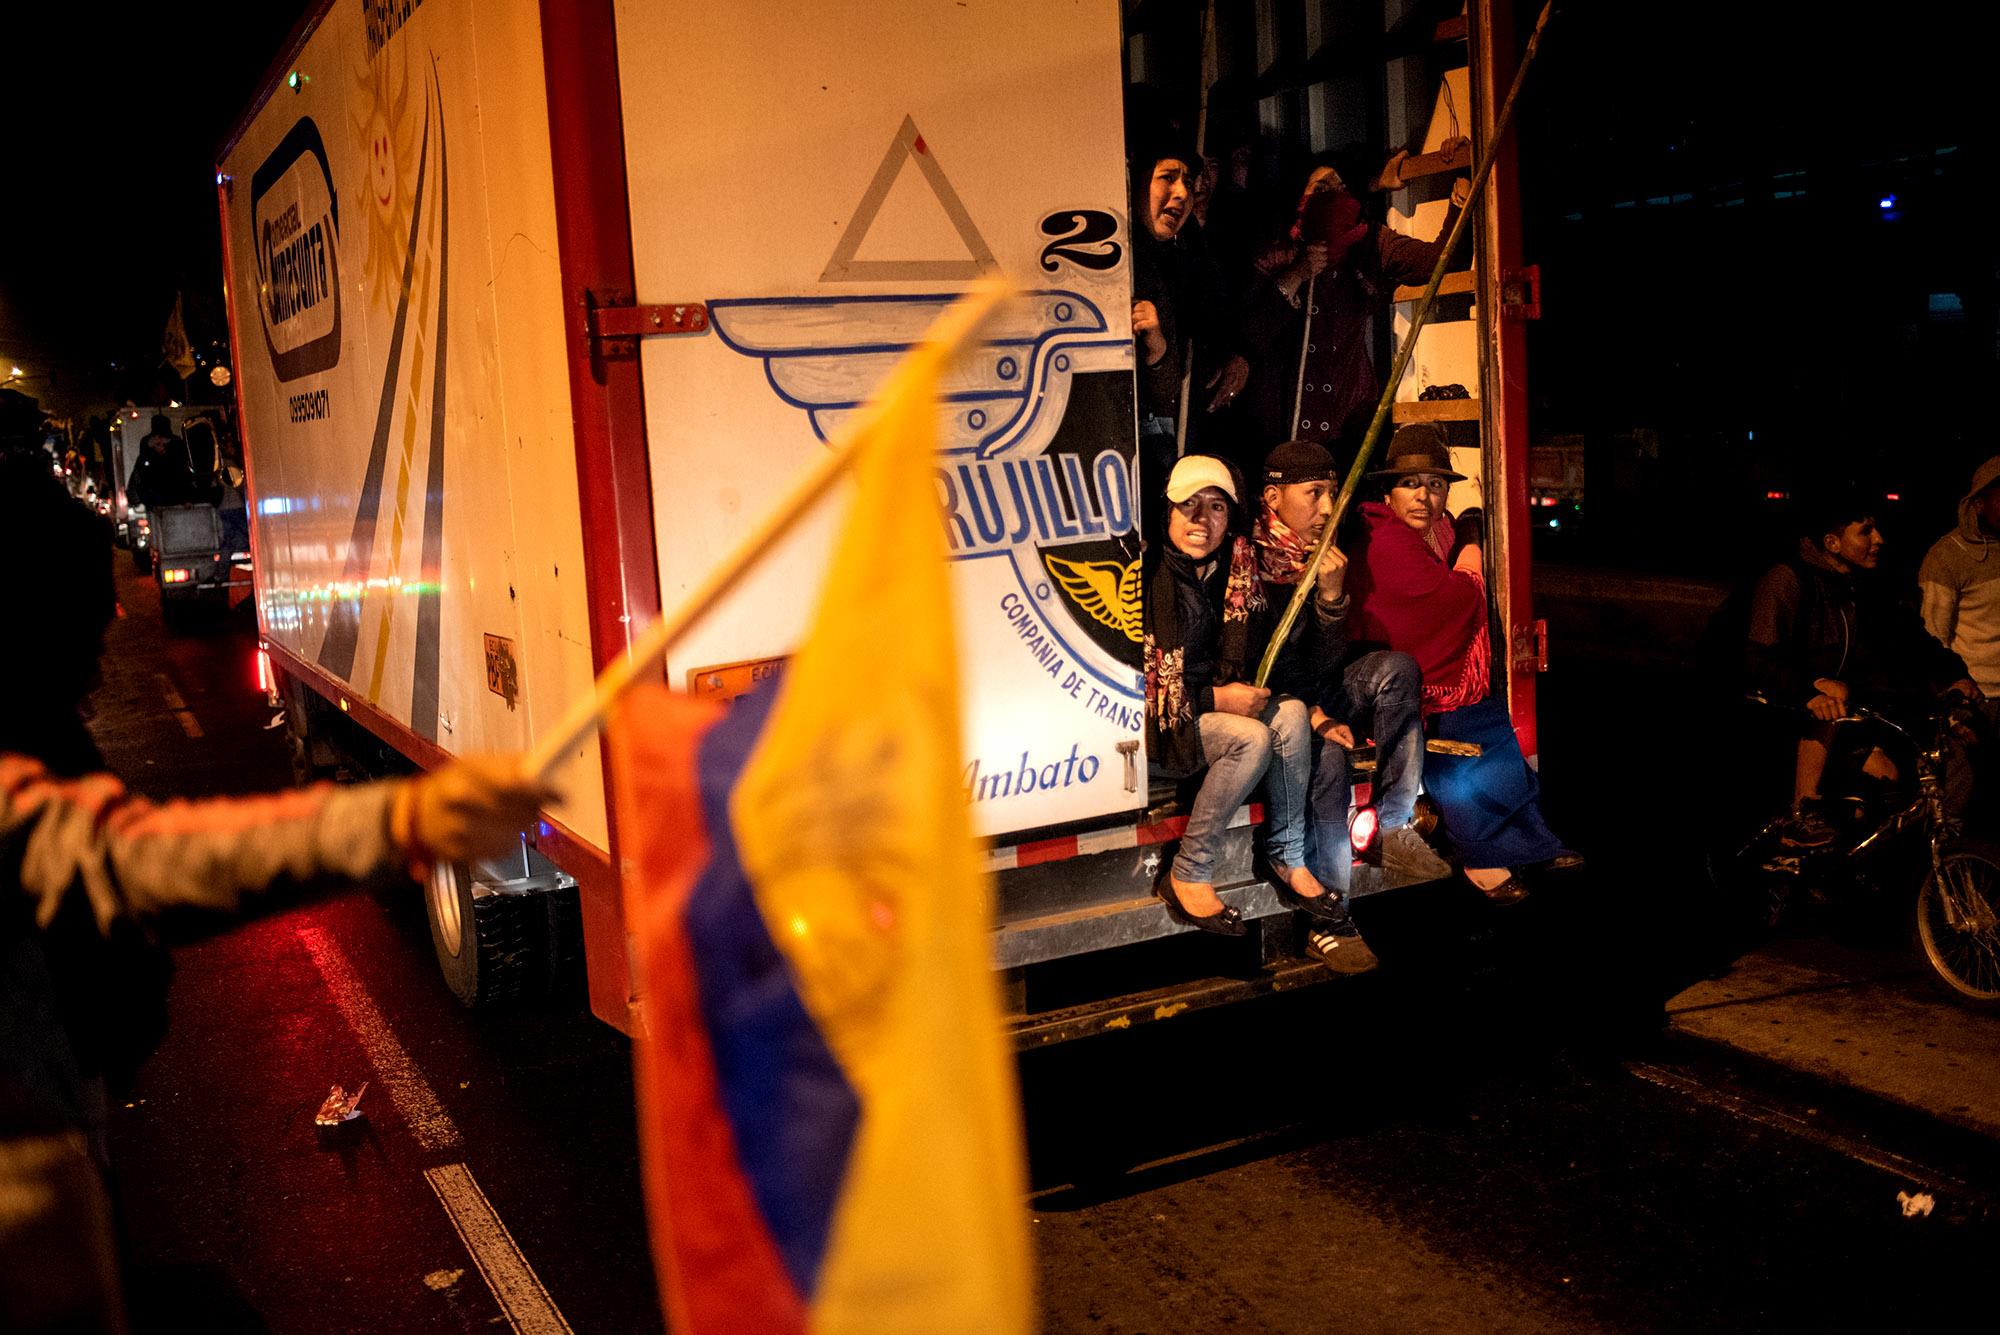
[1511, 618, 1549, 672]
[583, 289, 709, 361]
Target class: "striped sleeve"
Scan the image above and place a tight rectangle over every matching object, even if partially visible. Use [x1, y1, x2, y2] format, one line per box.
[2, 755, 405, 937]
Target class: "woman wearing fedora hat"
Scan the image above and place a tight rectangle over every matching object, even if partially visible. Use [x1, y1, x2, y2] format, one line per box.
[1143, 455, 1326, 935]
[1345, 426, 1571, 905]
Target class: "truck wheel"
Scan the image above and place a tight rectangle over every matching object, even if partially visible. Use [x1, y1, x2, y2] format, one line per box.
[132, 544, 153, 573]
[427, 861, 540, 1007]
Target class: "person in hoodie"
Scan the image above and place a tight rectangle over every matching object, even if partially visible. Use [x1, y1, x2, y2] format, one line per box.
[1920, 456, 2000, 698]
[1749, 486, 1981, 847]
[1345, 425, 1569, 906]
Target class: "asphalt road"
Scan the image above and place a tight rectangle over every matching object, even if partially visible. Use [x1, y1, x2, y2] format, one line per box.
[89, 555, 2000, 1333]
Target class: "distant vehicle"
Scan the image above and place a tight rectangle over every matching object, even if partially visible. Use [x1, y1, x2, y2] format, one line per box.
[151, 502, 252, 631]
[105, 405, 233, 561]
[1528, 436, 1584, 534]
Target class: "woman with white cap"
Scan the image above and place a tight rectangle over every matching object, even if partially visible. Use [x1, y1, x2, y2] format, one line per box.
[1143, 455, 1323, 934]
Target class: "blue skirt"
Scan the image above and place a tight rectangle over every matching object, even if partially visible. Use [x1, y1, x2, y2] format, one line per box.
[1425, 696, 1567, 868]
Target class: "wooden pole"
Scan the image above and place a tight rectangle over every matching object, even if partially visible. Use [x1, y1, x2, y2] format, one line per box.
[524, 281, 1014, 780]
[1253, 0, 1556, 688]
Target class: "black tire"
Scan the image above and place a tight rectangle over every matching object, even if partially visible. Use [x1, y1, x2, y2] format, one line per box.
[427, 862, 541, 1007]
[132, 544, 152, 573]
[1913, 837, 2000, 1012]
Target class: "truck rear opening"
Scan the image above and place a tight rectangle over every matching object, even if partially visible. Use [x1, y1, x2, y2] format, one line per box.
[218, 0, 1538, 1039]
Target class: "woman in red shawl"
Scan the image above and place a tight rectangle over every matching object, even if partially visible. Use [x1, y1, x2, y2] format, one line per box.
[1346, 426, 1570, 905]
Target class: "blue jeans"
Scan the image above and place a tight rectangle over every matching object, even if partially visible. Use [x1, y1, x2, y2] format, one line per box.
[1307, 651, 1425, 897]
[1173, 696, 1312, 882]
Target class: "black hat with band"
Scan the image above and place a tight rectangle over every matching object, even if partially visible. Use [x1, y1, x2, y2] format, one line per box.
[1366, 423, 1466, 483]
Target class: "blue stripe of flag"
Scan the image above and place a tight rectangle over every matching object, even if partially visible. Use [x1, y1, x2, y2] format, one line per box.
[684, 679, 861, 1298]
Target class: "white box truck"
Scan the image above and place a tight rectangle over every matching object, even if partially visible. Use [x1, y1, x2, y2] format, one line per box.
[219, 0, 1544, 1041]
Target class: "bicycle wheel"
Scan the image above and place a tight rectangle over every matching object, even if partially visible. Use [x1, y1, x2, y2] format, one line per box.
[1914, 838, 2000, 1011]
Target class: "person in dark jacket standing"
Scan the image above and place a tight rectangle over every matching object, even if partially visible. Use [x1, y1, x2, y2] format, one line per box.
[1749, 488, 1981, 846]
[1239, 156, 1469, 460]
[123, 415, 198, 513]
[0, 452, 551, 1333]
[1130, 129, 1251, 510]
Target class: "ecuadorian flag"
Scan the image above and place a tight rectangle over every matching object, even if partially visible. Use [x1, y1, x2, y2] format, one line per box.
[608, 330, 1031, 1334]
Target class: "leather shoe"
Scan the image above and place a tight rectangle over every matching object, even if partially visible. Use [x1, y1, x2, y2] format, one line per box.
[1255, 853, 1348, 922]
[1155, 860, 1246, 936]
[1473, 872, 1530, 907]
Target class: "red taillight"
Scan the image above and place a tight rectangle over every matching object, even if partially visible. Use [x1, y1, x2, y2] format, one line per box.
[255, 648, 273, 695]
[163, 568, 192, 584]
[1349, 806, 1379, 854]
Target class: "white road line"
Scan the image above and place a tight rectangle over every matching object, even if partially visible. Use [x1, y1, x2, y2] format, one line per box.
[297, 926, 461, 1153]
[1626, 1060, 1974, 1194]
[152, 674, 204, 736]
[297, 927, 577, 1334]
[426, 1163, 576, 1335]
[154, 673, 188, 710]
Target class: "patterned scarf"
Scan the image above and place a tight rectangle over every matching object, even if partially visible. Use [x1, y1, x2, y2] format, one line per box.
[1254, 508, 1314, 586]
[1144, 537, 1264, 774]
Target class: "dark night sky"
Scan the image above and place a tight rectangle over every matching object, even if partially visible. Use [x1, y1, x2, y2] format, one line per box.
[0, 4, 307, 413]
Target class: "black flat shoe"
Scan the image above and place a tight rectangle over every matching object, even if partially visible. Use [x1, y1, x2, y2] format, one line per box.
[1255, 853, 1347, 923]
[1473, 873, 1530, 907]
[1155, 860, 1246, 937]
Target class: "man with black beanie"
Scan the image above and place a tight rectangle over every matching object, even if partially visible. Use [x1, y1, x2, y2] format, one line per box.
[1251, 440, 1450, 972]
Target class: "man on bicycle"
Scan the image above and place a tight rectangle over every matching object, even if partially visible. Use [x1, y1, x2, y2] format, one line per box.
[1747, 487, 1981, 846]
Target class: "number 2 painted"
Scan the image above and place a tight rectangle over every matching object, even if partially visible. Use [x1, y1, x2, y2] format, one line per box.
[1038, 210, 1123, 274]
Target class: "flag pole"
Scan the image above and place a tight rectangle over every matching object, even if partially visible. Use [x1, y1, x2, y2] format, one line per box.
[1252, 0, 1555, 688]
[525, 280, 1014, 781]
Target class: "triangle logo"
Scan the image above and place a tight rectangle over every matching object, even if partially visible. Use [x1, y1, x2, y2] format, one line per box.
[822, 116, 999, 282]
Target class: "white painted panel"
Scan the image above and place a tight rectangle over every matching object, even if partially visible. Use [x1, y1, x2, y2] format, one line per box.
[613, 0, 1145, 836]
[223, 0, 606, 848]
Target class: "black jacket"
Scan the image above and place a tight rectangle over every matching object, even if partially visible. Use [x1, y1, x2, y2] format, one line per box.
[1247, 582, 1350, 708]
[1746, 540, 1969, 713]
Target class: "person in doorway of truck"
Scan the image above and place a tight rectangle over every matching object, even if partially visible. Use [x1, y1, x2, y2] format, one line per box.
[1346, 425, 1572, 906]
[1250, 439, 1452, 972]
[124, 414, 198, 512]
[214, 438, 251, 557]
[1237, 153, 1470, 464]
[1748, 486, 1982, 848]
[1129, 123, 1251, 518]
[0, 451, 554, 1333]
[1144, 454, 1321, 936]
